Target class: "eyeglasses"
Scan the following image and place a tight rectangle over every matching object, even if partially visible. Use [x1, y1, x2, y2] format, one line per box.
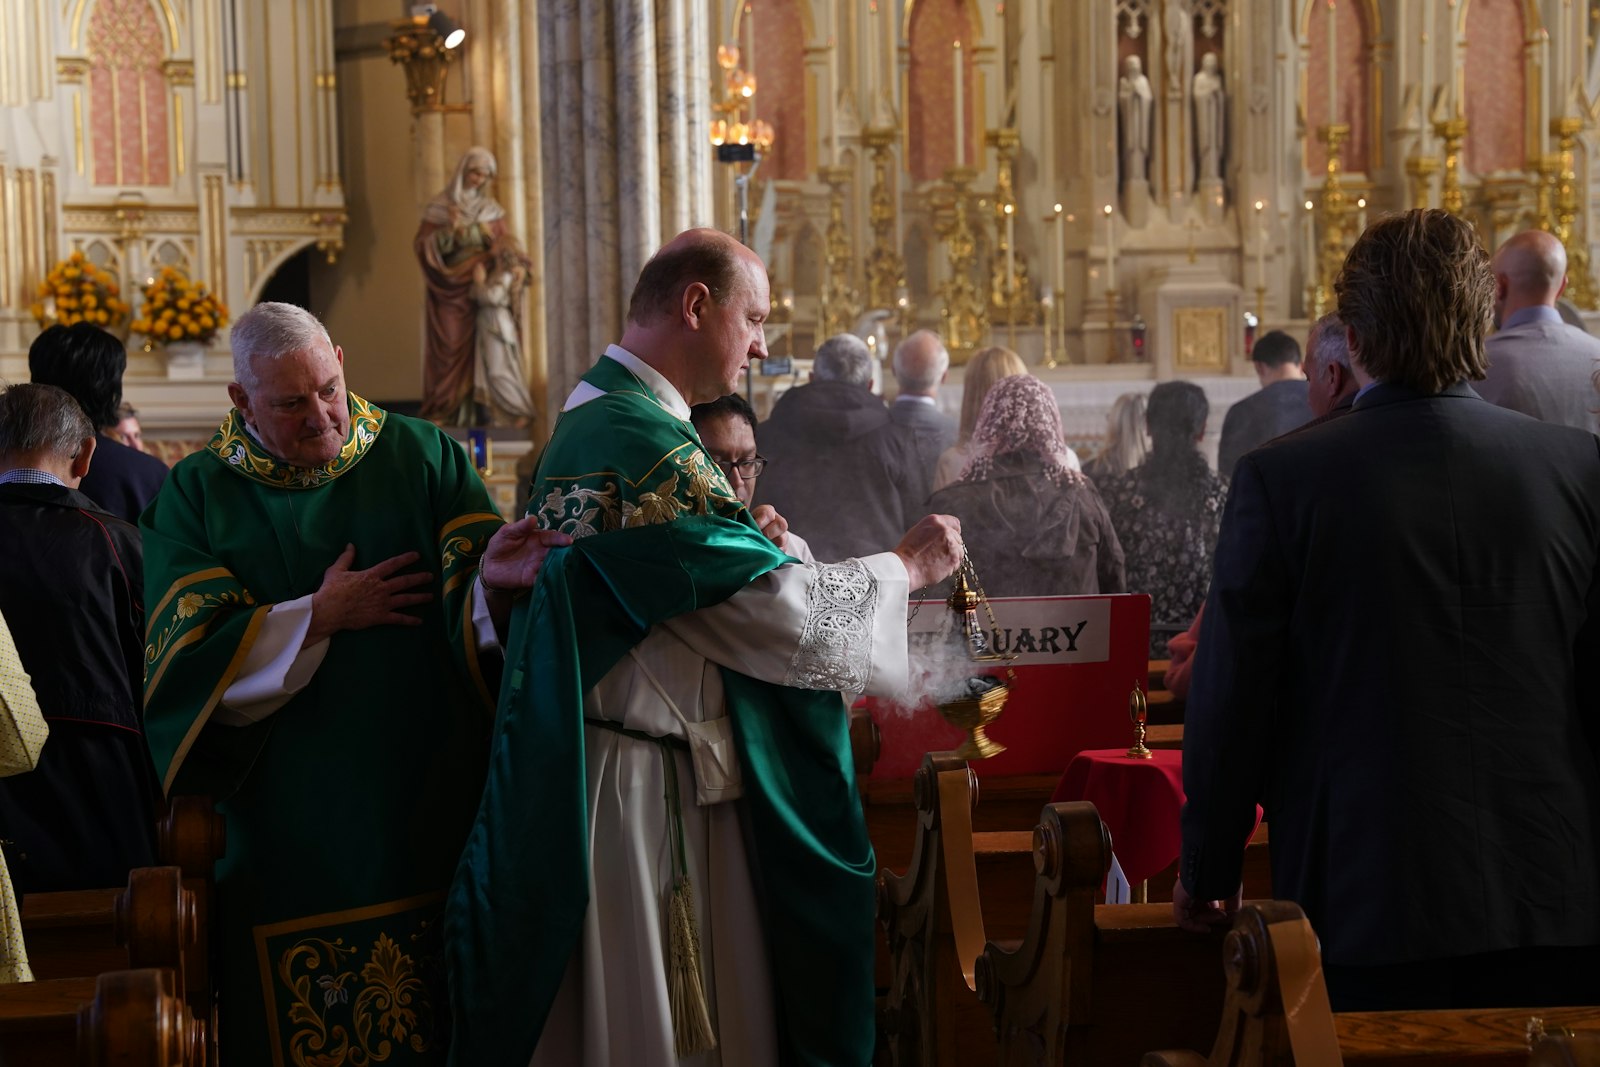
[714, 455, 767, 478]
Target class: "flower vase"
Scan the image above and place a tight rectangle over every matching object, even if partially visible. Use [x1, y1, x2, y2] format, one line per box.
[164, 340, 208, 380]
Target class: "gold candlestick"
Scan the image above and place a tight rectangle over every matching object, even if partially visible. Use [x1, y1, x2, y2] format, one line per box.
[1432, 115, 1468, 217]
[1104, 288, 1119, 361]
[1041, 294, 1058, 369]
[1125, 684, 1152, 760]
[1311, 123, 1356, 320]
[1551, 116, 1599, 309]
[1404, 154, 1441, 210]
[862, 126, 907, 312]
[985, 128, 1034, 345]
[937, 166, 987, 362]
[819, 164, 861, 337]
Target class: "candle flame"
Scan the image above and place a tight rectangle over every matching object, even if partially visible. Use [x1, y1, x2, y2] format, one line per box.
[1054, 202, 1064, 213]
[1004, 203, 1014, 215]
[1305, 200, 1315, 210]
[1103, 204, 1113, 215]
[1254, 199, 1265, 211]
[1357, 197, 1367, 208]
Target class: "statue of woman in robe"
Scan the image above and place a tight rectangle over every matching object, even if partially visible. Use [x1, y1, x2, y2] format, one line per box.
[1119, 55, 1155, 182]
[415, 146, 509, 425]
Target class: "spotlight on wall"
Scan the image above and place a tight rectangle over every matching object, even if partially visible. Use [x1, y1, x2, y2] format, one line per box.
[411, 4, 465, 49]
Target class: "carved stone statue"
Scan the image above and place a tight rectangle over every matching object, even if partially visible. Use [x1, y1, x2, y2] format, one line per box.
[1119, 55, 1155, 182]
[414, 146, 509, 425]
[1163, 0, 1193, 97]
[471, 243, 537, 428]
[1193, 51, 1226, 183]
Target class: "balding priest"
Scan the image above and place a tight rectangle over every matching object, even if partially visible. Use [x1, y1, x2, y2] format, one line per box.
[445, 228, 964, 1067]
[140, 301, 566, 1065]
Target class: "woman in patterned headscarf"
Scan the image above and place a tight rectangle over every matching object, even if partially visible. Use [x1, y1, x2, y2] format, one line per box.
[927, 374, 1124, 597]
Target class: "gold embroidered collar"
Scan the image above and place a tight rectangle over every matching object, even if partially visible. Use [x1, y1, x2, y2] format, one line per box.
[206, 393, 387, 489]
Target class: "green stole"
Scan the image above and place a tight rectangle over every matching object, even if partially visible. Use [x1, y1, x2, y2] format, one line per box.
[142, 397, 504, 1067]
[444, 357, 877, 1067]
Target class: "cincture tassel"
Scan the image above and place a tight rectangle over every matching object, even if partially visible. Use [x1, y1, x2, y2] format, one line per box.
[667, 874, 716, 1055]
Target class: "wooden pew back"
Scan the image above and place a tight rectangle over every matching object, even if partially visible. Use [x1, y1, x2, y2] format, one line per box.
[878, 752, 1039, 1066]
[976, 801, 1232, 1066]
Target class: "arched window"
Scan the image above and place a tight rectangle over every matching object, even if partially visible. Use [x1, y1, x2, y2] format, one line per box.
[87, 0, 171, 187]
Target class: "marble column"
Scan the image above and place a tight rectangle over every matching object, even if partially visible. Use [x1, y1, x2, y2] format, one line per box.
[537, 0, 712, 421]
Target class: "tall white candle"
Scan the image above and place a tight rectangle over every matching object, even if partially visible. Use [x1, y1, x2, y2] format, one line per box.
[1420, 0, 1435, 146]
[1053, 203, 1066, 296]
[953, 41, 965, 167]
[829, 38, 839, 164]
[1004, 204, 1015, 286]
[1304, 199, 1316, 287]
[1446, 0, 1459, 117]
[866, 1, 877, 109]
[1558, 0, 1572, 118]
[1254, 200, 1267, 284]
[1540, 29, 1552, 155]
[1104, 204, 1116, 290]
[1327, 0, 1339, 124]
[746, 3, 756, 124]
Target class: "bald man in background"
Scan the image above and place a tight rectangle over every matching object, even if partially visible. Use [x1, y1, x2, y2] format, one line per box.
[889, 330, 959, 508]
[1480, 229, 1600, 434]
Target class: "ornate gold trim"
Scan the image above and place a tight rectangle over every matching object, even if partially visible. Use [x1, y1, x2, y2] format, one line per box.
[159, 604, 267, 795]
[162, 59, 195, 87]
[56, 57, 90, 83]
[206, 395, 386, 490]
[150, 566, 236, 625]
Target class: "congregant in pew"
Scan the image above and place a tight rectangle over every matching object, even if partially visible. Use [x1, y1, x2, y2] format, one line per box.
[757, 332, 924, 560]
[0, 608, 46, 984]
[927, 373, 1124, 597]
[1098, 381, 1228, 656]
[887, 329, 960, 502]
[0, 384, 159, 898]
[444, 228, 965, 1067]
[932, 345, 1031, 492]
[1216, 329, 1312, 478]
[138, 302, 568, 1066]
[1081, 390, 1149, 485]
[690, 392, 814, 561]
[1304, 310, 1359, 426]
[1178, 208, 1600, 1012]
[28, 323, 169, 523]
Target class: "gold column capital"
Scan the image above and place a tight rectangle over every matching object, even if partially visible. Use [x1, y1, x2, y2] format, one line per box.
[386, 17, 459, 114]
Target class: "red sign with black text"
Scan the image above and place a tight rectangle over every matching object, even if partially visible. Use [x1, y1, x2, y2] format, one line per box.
[863, 593, 1152, 780]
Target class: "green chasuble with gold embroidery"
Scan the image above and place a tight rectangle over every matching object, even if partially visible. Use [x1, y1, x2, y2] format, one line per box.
[445, 357, 878, 1067]
[141, 396, 503, 1067]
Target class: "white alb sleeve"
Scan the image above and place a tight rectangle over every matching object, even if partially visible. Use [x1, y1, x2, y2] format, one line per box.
[214, 595, 329, 725]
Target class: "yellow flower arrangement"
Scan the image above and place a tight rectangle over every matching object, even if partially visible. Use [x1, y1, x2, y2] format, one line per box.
[29, 251, 130, 331]
[132, 266, 229, 346]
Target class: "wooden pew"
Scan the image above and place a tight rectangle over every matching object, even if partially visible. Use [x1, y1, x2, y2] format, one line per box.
[21, 797, 222, 1065]
[1533, 1033, 1600, 1067]
[877, 752, 1039, 1066]
[0, 967, 203, 1066]
[975, 801, 1236, 1066]
[1141, 902, 1600, 1067]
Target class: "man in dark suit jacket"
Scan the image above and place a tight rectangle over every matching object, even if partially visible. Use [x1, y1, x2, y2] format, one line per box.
[30, 323, 168, 522]
[757, 333, 921, 560]
[888, 330, 958, 504]
[1216, 329, 1312, 477]
[0, 383, 159, 895]
[1177, 209, 1600, 1012]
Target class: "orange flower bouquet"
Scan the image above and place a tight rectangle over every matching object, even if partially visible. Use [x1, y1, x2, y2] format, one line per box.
[132, 267, 229, 346]
[29, 251, 130, 331]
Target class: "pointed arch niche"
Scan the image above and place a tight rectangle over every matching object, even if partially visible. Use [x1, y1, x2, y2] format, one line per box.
[86, 0, 172, 187]
[906, 0, 977, 182]
[1302, 0, 1377, 177]
[1463, 0, 1529, 175]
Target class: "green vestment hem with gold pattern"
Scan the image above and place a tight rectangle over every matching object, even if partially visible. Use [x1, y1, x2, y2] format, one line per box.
[444, 357, 877, 1067]
[141, 396, 504, 1067]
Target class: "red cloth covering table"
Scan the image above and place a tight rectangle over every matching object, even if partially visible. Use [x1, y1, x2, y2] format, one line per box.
[1051, 748, 1264, 890]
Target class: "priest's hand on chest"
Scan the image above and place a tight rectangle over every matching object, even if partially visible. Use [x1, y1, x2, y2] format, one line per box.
[303, 544, 435, 647]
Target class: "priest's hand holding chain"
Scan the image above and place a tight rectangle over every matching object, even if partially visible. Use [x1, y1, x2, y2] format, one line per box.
[894, 515, 964, 592]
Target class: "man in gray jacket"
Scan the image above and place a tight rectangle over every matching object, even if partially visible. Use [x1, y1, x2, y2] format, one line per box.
[1479, 229, 1600, 434]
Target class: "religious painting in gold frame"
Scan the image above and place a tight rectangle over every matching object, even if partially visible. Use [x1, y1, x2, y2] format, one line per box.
[1173, 306, 1229, 373]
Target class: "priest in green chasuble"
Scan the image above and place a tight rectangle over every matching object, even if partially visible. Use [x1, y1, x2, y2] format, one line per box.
[140, 302, 568, 1067]
[444, 230, 965, 1067]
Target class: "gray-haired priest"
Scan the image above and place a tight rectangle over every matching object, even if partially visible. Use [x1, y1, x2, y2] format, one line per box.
[140, 301, 566, 1066]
